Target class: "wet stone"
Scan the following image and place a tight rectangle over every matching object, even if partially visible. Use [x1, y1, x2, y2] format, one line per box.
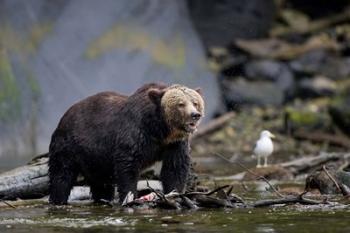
[305, 169, 350, 195]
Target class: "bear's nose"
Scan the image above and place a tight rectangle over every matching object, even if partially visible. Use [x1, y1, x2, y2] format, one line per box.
[191, 112, 201, 120]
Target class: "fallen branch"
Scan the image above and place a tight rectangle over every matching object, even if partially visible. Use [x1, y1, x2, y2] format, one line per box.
[322, 166, 350, 199]
[0, 185, 330, 211]
[281, 152, 349, 175]
[294, 130, 350, 149]
[185, 185, 231, 197]
[194, 195, 234, 208]
[322, 166, 341, 192]
[1, 200, 16, 209]
[252, 195, 325, 208]
[0, 198, 48, 208]
[213, 152, 285, 198]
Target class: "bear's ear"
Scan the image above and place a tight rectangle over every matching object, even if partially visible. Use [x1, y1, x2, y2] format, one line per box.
[148, 88, 166, 103]
[195, 88, 203, 96]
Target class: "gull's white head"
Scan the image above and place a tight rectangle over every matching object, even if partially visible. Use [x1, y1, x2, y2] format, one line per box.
[260, 130, 275, 139]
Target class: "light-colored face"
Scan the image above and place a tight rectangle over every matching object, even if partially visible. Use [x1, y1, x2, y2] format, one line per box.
[161, 85, 204, 134]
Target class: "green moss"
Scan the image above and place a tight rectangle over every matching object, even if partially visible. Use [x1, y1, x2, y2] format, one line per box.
[27, 23, 53, 54]
[27, 72, 40, 100]
[0, 22, 48, 123]
[0, 22, 52, 55]
[286, 108, 319, 125]
[84, 24, 186, 70]
[0, 50, 21, 122]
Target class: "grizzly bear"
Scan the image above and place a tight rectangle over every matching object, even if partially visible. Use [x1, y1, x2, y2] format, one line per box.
[48, 83, 204, 205]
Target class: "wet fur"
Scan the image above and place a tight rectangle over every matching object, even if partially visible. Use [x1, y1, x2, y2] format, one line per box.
[48, 83, 202, 204]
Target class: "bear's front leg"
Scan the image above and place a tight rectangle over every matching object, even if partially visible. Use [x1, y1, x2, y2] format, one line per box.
[114, 159, 139, 204]
[160, 141, 190, 194]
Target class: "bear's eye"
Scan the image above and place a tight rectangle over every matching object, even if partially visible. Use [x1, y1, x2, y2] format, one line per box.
[178, 102, 185, 107]
[193, 102, 198, 107]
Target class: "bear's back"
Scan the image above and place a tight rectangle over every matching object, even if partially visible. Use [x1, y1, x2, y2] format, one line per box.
[52, 91, 128, 145]
[59, 91, 126, 124]
[50, 83, 169, 153]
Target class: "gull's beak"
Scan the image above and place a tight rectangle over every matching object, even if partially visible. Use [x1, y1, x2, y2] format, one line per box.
[269, 133, 276, 138]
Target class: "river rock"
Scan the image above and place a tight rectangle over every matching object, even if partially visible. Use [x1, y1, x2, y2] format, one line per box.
[305, 169, 350, 195]
[297, 76, 337, 98]
[290, 50, 350, 80]
[305, 170, 339, 194]
[329, 91, 350, 136]
[221, 78, 284, 109]
[187, 0, 276, 47]
[244, 59, 295, 98]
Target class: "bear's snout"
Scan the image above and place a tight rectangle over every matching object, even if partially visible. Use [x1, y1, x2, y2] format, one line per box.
[191, 112, 201, 121]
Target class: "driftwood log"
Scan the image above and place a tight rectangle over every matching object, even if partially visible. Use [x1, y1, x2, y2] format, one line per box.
[1, 185, 328, 210]
[293, 130, 350, 150]
[0, 154, 49, 200]
[281, 152, 350, 175]
[1, 152, 349, 201]
[0, 154, 163, 201]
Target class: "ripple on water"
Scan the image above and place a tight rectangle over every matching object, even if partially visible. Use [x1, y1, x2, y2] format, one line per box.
[0, 217, 126, 228]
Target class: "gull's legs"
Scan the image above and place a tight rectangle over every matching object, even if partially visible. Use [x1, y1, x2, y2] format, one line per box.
[264, 156, 268, 167]
[257, 155, 261, 168]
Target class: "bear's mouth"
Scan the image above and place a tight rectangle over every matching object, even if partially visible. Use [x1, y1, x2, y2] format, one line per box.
[184, 122, 198, 133]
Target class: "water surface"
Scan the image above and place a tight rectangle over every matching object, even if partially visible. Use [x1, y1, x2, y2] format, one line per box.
[0, 203, 349, 233]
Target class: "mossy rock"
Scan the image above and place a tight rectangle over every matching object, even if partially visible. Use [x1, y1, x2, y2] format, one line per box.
[284, 104, 331, 132]
[305, 170, 339, 194]
[329, 92, 350, 136]
[305, 169, 350, 195]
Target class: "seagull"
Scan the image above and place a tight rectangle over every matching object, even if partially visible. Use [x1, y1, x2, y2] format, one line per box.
[253, 130, 275, 168]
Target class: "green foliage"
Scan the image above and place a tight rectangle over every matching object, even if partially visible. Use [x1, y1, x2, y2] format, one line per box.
[0, 50, 21, 122]
[285, 108, 319, 125]
[85, 24, 186, 70]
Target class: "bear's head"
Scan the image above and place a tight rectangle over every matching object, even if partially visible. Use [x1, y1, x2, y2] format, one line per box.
[148, 84, 204, 141]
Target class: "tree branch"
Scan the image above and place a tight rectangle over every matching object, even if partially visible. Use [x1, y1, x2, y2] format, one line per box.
[213, 152, 285, 198]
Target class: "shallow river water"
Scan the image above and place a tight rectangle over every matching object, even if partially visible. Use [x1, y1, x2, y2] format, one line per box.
[1, 202, 350, 233]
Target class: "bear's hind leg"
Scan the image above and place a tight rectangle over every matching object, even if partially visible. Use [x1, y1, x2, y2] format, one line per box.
[49, 154, 78, 205]
[90, 183, 115, 203]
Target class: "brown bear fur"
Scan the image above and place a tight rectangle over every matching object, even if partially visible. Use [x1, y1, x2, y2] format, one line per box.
[48, 83, 204, 204]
